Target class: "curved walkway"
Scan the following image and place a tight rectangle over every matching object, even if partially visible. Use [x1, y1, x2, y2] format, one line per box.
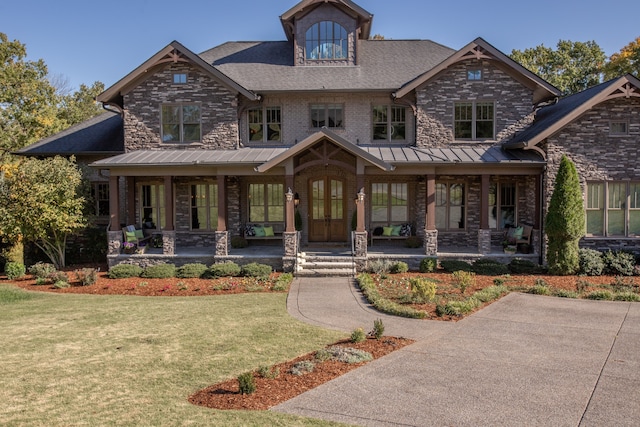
[274, 277, 640, 426]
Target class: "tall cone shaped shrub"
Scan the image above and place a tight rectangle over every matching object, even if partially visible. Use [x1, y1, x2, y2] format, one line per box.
[545, 156, 585, 275]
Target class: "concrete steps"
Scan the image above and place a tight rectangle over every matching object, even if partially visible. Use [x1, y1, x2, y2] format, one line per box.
[295, 253, 355, 277]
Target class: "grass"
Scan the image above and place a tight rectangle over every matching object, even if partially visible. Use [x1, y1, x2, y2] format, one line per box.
[0, 285, 346, 426]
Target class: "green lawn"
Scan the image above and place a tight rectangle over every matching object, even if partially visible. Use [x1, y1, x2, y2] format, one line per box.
[0, 284, 347, 426]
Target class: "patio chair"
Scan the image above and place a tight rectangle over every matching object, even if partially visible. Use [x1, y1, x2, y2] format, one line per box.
[123, 225, 151, 246]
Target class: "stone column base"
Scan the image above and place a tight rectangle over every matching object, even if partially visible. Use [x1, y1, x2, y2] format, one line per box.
[282, 256, 296, 273]
[108, 230, 123, 256]
[478, 229, 492, 254]
[162, 231, 176, 255]
[283, 231, 298, 257]
[215, 231, 228, 256]
[424, 229, 438, 256]
[353, 231, 368, 258]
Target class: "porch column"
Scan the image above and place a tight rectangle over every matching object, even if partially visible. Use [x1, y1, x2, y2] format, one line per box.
[533, 173, 542, 255]
[283, 182, 299, 272]
[215, 175, 228, 256]
[478, 174, 492, 254]
[353, 188, 367, 258]
[162, 175, 175, 255]
[285, 176, 295, 233]
[126, 176, 135, 226]
[424, 174, 437, 256]
[107, 174, 122, 256]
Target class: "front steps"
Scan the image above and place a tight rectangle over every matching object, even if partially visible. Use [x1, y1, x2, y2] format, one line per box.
[295, 252, 355, 277]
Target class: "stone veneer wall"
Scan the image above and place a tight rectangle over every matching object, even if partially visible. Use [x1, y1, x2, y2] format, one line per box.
[544, 97, 640, 252]
[123, 62, 238, 151]
[415, 59, 534, 148]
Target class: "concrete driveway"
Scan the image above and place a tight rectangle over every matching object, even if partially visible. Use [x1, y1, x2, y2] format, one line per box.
[274, 277, 640, 426]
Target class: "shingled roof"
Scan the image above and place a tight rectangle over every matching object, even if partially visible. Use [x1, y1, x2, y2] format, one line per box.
[199, 39, 455, 92]
[16, 111, 124, 156]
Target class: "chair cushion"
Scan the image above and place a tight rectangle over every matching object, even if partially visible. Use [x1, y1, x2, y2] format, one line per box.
[135, 229, 145, 239]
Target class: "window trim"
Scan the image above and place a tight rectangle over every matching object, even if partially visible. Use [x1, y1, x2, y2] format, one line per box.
[190, 183, 218, 231]
[247, 106, 282, 143]
[586, 181, 640, 237]
[435, 181, 466, 231]
[453, 100, 495, 141]
[310, 103, 344, 129]
[172, 73, 187, 84]
[372, 105, 407, 142]
[467, 69, 482, 81]
[160, 103, 202, 143]
[610, 120, 629, 136]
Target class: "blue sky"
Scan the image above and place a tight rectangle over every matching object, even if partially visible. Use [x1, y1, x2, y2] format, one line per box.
[1, 0, 637, 91]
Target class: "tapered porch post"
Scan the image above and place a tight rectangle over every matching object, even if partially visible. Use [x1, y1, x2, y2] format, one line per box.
[282, 175, 298, 273]
[126, 177, 135, 226]
[424, 174, 437, 256]
[478, 174, 492, 254]
[162, 175, 175, 255]
[107, 174, 122, 258]
[215, 175, 228, 256]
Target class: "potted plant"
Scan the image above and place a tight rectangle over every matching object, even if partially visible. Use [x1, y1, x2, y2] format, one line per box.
[122, 242, 136, 254]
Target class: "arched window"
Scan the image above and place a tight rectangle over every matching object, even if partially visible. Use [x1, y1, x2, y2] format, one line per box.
[305, 21, 348, 60]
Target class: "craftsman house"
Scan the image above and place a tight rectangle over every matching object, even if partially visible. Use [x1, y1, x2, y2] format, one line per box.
[18, 0, 640, 272]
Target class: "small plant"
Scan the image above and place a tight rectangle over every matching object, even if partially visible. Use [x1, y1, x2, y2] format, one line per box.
[554, 289, 579, 298]
[290, 360, 315, 376]
[272, 273, 293, 291]
[108, 264, 143, 279]
[586, 290, 613, 300]
[576, 279, 592, 293]
[611, 275, 636, 291]
[141, 263, 176, 279]
[440, 260, 473, 273]
[410, 277, 437, 303]
[614, 292, 640, 302]
[175, 263, 208, 278]
[257, 365, 280, 379]
[419, 257, 437, 273]
[473, 285, 509, 303]
[390, 261, 409, 274]
[48, 271, 68, 284]
[28, 262, 57, 279]
[528, 284, 550, 295]
[492, 276, 511, 287]
[176, 281, 188, 291]
[53, 280, 70, 289]
[369, 318, 385, 340]
[241, 262, 272, 279]
[74, 268, 98, 286]
[367, 259, 393, 275]
[440, 297, 481, 316]
[404, 236, 422, 248]
[451, 270, 476, 294]
[323, 346, 373, 364]
[578, 248, 605, 276]
[602, 250, 635, 276]
[237, 372, 256, 395]
[34, 277, 47, 286]
[207, 261, 241, 278]
[230, 236, 248, 249]
[350, 327, 366, 343]
[4, 262, 26, 280]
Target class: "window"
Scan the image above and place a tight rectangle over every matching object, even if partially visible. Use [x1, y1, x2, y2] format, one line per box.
[371, 183, 408, 223]
[173, 73, 187, 84]
[436, 182, 465, 230]
[488, 182, 516, 229]
[586, 181, 640, 237]
[467, 69, 482, 80]
[248, 107, 281, 142]
[310, 104, 343, 128]
[610, 121, 628, 136]
[191, 184, 218, 230]
[140, 184, 165, 230]
[373, 106, 406, 141]
[161, 104, 201, 142]
[91, 183, 109, 216]
[454, 101, 494, 140]
[305, 21, 348, 60]
[248, 183, 284, 222]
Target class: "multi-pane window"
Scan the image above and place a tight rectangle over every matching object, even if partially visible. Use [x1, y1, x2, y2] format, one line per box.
[371, 183, 408, 223]
[436, 182, 466, 230]
[467, 69, 482, 80]
[191, 184, 218, 230]
[305, 21, 348, 60]
[610, 121, 628, 136]
[91, 183, 110, 217]
[454, 101, 494, 140]
[173, 73, 187, 84]
[310, 104, 343, 128]
[586, 181, 640, 237]
[488, 182, 516, 229]
[248, 183, 284, 222]
[161, 104, 201, 142]
[140, 184, 165, 229]
[372, 106, 406, 141]
[248, 107, 281, 142]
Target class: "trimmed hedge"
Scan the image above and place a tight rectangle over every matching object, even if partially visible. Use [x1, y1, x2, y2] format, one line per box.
[141, 263, 176, 279]
[207, 261, 242, 278]
[472, 259, 509, 276]
[176, 263, 208, 278]
[108, 264, 143, 279]
[440, 260, 473, 273]
[241, 262, 272, 278]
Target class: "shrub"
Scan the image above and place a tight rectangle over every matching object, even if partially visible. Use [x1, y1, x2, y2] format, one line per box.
[586, 290, 613, 300]
[53, 280, 70, 289]
[273, 273, 293, 291]
[404, 236, 422, 248]
[474, 285, 508, 303]
[419, 257, 437, 273]
[493, 276, 511, 287]
[451, 270, 476, 294]
[602, 250, 636, 276]
[370, 318, 385, 340]
[176, 263, 208, 278]
[48, 271, 68, 284]
[141, 263, 176, 279]
[578, 248, 605, 276]
[4, 262, 26, 280]
[28, 262, 56, 279]
[241, 262, 272, 278]
[207, 261, 241, 278]
[528, 284, 551, 295]
[472, 259, 508, 276]
[230, 236, 248, 249]
[440, 297, 481, 316]
[410, 277, 437, 303]
[509, 258, 544, 274]
[440, 260, 473, 273]
[108, 264, 143, 279]
[554, 289, 579, 298]
[357, 273, 427, 319]
[322, 346, 373, 364]
[237, 372, 256, 395]
[290, 360, 315, 376]
[350, 327, 366, 343]
[367, 259, 393, 275]
[614, 292, 640, 302]
[257, 365, 280, 379]
[390, 261, 409, 274]
[74, 268, 98, 286]
[576, 279, 592, 293]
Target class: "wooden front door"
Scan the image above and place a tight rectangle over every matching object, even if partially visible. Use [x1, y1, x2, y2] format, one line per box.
[308, 177, 346, 242]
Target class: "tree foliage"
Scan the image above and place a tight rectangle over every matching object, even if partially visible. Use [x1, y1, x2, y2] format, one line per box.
[545, 156, 585, 275]
[510, 40, 606, 95]
[0, 156, 86, 268]
[604, 36, 640, 80]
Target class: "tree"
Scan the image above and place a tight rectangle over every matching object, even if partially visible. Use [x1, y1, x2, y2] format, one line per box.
[58, 81, 105, 127]
[545, 156, 585, 275]
[0, 156, 86, 269]
[604, 36, 640, 80]
[511, 40, 606, 95]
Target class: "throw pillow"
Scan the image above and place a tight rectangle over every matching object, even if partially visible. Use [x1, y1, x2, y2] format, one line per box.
[244, 224, 255, 237]
[254, 226, 266, 237]
[135, 229, 145, 239]
[513, 226, 524, 240]
[382, 226, 393, 236]
[391, 224, 402, 236]
[400, 223, 412, 236]
[125, 231, 137, 242]
[264, 226, 274, 237]
[373, 227, 383, 236]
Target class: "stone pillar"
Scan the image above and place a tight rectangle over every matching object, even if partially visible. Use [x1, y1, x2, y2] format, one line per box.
[162, 230, 176, 255]
[215, 231, 228, 256]
[353, 231, 368, 257]
[282, 231, 298, 273]
[478, 229, 492, 254]
[107, 230, 123, 256]
[424, 229, 438, 256]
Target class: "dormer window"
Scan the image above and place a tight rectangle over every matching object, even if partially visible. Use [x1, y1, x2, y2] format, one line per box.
[305, 21, 348, 60]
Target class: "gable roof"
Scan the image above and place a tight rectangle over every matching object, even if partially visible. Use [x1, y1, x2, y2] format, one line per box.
[280, 0, 373, 41]
[15, 111, 124, 156]
[200, 40, 455, 92]
[97, 41, 258, 106]
[504, 74, 640, 150]
[394, 37, 561, 103]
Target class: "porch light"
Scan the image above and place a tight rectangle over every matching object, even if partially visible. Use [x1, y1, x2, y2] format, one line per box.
[356, 187, 365, 204]
[286, 187, 294, 203]
[294, 192, 300, 207]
